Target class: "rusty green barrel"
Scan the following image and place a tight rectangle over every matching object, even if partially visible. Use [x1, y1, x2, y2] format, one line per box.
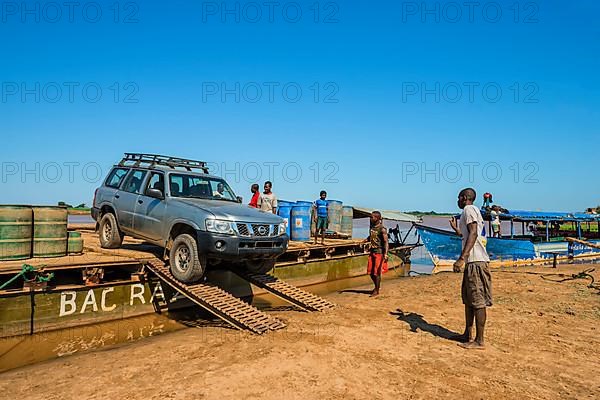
[327, 200, 343, 233]
[341, 206, 354, 237]
[33, 206, 68, 258]
[0, 205, 33, 260]
[67, 231, 84, 254]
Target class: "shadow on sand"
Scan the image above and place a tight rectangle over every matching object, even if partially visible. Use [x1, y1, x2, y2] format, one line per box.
[338, 289, 373, 295]
[390, 309, 462, 341]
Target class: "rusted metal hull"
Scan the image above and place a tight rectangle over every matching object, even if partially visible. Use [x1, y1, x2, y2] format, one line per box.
[0, 246, 413, 333]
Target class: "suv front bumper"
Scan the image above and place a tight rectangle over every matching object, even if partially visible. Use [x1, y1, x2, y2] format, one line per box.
[196, 231, 289, 260]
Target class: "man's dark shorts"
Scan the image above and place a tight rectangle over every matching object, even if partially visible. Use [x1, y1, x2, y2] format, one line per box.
[316, 216, 328, 230]
[462, 261, 493, 308]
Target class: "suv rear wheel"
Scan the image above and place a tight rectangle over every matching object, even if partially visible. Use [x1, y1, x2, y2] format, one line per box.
[169, 234, 206, 283]
[245, 259, 276, 274]
[99, 213, 124, 249]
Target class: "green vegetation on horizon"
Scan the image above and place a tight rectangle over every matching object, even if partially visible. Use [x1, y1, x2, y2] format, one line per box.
[58, 201, 90, 214]
[59, 201, 87, 208]
[558, 222, 599, 232]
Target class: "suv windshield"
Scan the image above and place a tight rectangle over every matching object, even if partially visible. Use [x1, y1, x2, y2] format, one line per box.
[169, 173, 237, 201]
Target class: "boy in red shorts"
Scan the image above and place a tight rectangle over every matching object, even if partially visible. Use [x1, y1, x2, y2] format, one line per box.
[364, 211, 389, 297]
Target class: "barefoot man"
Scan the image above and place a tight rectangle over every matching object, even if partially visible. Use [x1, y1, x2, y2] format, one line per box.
[364, 211, 388, 297]
[449, 188, 492, 349]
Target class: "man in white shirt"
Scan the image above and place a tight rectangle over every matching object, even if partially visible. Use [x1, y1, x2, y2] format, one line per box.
[257, 181, 278, 214]
[449, 188, 492, 350]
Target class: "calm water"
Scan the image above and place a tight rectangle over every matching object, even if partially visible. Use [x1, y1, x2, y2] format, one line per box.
[68, 214, 95, 224]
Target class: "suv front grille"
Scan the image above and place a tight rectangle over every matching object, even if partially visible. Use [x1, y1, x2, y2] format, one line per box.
[236, 223, 278, 237]
[252, 224, 271, 237]
[236, 223, 250, 236]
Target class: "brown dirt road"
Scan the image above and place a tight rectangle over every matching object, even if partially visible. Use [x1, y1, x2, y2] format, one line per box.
[1, 265, 599, 399]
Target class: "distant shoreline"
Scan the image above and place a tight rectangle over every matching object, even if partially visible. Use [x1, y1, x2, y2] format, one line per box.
[67, 208, 91, 215]
[406, 211, 455, 217]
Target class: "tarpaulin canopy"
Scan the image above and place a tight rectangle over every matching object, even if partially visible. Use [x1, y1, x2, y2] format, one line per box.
[353, 207, 422, 223]
[499, 209, 600, 222]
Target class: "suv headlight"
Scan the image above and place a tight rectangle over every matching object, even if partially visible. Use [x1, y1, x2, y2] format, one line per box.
[205, 219, 235, 235]
[278, 222, 286, 235]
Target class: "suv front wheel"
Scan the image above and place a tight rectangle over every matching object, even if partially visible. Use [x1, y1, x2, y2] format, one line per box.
[99, 213, 124, 249]
[169, 234, 206, 283]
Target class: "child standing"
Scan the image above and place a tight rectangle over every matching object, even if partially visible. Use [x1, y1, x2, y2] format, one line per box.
[490, 205, 501, 238]
[313, 191, 329, 245]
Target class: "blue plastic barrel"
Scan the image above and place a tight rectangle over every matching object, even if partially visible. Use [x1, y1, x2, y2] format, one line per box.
[290, 205, 312, 241]
[295, 201, 315, 237]
[327, 200, 343, 233]
[277, 204, 293, 237]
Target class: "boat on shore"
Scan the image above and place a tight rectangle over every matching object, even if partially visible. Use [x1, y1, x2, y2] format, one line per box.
[0, 208, 421, 338]
[0, 207, 421, 371]
[416, 209, 600, 273]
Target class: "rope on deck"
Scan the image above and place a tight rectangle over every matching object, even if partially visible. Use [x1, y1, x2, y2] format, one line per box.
[0, 264, 53, 290]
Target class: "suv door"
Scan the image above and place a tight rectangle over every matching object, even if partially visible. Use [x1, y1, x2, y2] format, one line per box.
[114, 169, 148, 233]
[133, 171, 167, 242]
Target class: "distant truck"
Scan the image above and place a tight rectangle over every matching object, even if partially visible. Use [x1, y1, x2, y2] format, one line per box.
[92, 153, 289, 283]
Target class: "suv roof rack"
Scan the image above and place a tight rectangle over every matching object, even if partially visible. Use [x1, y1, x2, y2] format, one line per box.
[118, 153, 209, 173]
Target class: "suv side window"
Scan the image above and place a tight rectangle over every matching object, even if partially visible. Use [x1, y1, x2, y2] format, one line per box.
[123, 170, 148, 194]
[170, 175, 184, 196]
[145, 172, 165, 195]
[105, 168, 129, 189]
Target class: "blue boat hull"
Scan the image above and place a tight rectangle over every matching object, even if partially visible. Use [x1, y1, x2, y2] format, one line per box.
[416, 225, 600, 268]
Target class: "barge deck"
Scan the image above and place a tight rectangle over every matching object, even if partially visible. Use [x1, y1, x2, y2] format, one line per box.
[0, 228, 418, 339]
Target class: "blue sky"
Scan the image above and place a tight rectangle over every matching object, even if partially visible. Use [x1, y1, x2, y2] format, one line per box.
[1, 0, 599, 212]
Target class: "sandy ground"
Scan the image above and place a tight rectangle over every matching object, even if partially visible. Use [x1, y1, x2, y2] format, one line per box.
[1, 264, 599, 399]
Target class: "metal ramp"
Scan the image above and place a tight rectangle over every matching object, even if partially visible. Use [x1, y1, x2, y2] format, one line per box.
[144, 259, 286, 335]
[234, 271, 336, 312]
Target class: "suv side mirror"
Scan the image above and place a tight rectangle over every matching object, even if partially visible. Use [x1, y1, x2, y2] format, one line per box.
[147, 188, 164, 199]
[236, 196, 243, 203]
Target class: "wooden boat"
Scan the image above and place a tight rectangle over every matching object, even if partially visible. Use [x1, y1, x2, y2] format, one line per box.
[0, 229, 419, 338]
[415, 209, 600, 273]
